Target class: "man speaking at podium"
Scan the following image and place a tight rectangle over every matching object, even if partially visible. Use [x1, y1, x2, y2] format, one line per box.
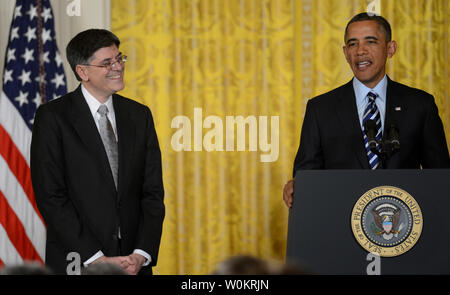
[283, 13, 450, 208]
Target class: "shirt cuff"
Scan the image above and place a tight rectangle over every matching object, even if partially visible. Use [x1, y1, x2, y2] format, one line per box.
[83, 250, 104, 267]
[133, 249, 152, 266]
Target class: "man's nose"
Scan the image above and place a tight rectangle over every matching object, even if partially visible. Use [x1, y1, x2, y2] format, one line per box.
[111, 59, 124, 70]
[356, 44, 368, 55]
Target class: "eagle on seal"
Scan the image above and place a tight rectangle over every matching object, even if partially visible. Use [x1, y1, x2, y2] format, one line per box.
[371, 203, 401, 240]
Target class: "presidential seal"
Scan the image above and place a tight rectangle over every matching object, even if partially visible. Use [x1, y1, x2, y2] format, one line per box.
[351, 186, 423, 257]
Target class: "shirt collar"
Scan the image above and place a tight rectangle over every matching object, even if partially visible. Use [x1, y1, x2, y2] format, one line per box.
[353, 74, 387, 105]
[81, 84, 114, 118]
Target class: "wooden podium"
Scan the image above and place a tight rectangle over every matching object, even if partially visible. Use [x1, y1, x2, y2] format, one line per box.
[286, 169, 450, 274]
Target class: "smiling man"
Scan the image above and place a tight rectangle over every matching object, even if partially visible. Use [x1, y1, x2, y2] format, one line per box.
[30, 29, 165, 274]
[283, 13, 450, 208]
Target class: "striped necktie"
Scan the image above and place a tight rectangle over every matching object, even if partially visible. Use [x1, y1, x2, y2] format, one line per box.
[362, 92, 382, 169]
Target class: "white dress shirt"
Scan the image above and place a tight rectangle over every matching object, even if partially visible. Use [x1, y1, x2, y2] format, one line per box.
[81, 85, 151, 267]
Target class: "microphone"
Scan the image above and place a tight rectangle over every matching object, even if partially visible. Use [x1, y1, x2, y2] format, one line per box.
[363, 120, 378, 150]
[387, 124, 400, 151]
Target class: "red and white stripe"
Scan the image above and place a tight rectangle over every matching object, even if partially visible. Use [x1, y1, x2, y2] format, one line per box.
[0, 91, 46, 265]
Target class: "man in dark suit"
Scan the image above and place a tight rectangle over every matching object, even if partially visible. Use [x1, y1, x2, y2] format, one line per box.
[283, 13, 450, 207]
[30, 29, 165, 274]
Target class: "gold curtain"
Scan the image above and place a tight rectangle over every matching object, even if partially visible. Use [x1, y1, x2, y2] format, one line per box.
[111, 0, 450, 274]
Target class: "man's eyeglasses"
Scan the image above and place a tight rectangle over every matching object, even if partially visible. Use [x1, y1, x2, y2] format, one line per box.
[81, 54, 127, 70]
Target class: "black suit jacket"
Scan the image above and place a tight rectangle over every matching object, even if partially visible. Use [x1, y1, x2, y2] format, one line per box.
[30, 86, 165, 274]
[294, 77, 450, 175]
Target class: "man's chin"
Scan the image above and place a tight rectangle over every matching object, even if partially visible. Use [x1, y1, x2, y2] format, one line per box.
[353, 73, 383, 88]
[110, 82, 125, 93]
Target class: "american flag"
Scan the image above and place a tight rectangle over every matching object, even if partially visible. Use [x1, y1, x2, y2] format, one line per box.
[0, 0, 67, 267]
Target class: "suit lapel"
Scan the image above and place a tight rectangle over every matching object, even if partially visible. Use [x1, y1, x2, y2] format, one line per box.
[113, 95, 135, 200]
[383, 77, 405, 168]
[384, 76, 404, 137]
[69, 86, 117, 191]
[335, 80, 370, 169]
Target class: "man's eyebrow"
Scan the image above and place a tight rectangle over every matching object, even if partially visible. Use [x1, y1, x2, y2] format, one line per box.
[365, 36, 378, 41]
[346, 38, 358, 44]
[346, 36, 378, 44]
[99, 52, 122, 62]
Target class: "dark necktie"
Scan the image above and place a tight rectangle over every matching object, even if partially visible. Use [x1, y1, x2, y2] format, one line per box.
[97, 105, 118, 188]
[362, 92, 382, 169]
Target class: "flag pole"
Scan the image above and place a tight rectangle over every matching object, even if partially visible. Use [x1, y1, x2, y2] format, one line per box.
[36, 0, 46, 103]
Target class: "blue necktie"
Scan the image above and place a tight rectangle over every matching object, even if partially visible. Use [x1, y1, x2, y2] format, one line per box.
[362, 92, 382, 169]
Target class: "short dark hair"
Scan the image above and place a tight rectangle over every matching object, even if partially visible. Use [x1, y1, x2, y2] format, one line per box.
[344, 13, 392, 43]
[66, 29, 120, 81]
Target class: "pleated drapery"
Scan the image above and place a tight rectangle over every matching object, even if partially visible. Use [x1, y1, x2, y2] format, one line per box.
[111, 0, 450, 274]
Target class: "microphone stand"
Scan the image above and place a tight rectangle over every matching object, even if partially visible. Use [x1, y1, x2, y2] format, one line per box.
[369, 125, 400, 169]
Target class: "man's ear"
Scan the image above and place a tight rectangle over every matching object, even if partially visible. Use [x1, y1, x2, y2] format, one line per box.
[343, 45, 351, 63]
[75, 65, 89, 82]
[387, 40, 397, 59]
